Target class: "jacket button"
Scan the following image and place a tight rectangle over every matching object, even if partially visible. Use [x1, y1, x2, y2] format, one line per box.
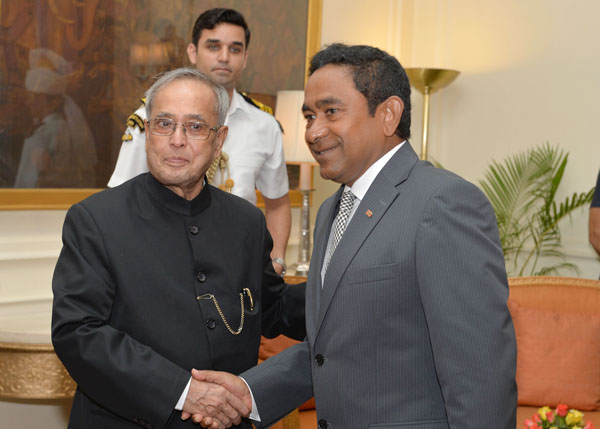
[196, 272, 206, 282]
[189, 225, 199, 234]
[318, 419, 328, 428]
[314, 354, 324, 366]
[206, 319, 216, 329]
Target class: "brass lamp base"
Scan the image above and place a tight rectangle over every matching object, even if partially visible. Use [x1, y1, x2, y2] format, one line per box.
[293, 188, 313, 276]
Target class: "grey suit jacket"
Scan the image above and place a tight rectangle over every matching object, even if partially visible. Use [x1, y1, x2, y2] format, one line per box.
[243, 143, 517, 428]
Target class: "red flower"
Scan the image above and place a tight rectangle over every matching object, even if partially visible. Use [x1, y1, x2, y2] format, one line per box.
[524, 414, 543, 429]
[584, 422, 594, 429]
[546, 410, 555, 422]
[524, 418, 542, 429]
[556, 403, 569, 417]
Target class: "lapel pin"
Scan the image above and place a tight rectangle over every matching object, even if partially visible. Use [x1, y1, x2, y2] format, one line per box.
[365, 209, 373, 218]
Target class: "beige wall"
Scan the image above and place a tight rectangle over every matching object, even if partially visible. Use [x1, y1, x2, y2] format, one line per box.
[1, 0, 600, 424]
[315, 0, 600, 278]
[0, 210, 64, 302]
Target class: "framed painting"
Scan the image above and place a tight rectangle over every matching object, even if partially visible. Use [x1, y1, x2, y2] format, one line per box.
[0, 0, 322, 209]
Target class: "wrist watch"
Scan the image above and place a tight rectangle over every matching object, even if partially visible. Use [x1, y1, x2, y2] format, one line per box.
[272, 257, 287, 276]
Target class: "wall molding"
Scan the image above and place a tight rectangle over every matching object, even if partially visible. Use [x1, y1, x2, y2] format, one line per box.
[0, 236, 61, 262]
[0, 297, 53, 315]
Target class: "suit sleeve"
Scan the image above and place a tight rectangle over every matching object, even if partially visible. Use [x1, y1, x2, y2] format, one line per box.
[258, 214, 306, 341]
[241, 341, 313, 428]
[51, 203, 190, 427]
[415, 179, 517, 428]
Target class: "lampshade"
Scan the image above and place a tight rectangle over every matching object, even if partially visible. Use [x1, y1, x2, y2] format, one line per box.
[275, 90, 314, 163]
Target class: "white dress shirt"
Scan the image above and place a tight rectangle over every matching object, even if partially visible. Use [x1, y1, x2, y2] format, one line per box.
[320, 141, 404, 283]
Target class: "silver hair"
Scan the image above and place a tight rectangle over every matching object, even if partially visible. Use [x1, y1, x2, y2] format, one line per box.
[144, 67, 229, 125]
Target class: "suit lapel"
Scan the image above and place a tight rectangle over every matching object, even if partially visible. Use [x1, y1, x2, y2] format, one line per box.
[315, 143, 420, 334]
[307, 186, 343, 334]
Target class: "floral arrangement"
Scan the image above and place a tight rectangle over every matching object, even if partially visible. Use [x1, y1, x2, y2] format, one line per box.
[524, 404, 595, 429]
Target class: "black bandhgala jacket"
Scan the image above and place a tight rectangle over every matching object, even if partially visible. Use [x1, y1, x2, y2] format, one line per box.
[52, 173, 305, 428]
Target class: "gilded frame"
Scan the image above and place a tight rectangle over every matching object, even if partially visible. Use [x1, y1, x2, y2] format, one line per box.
[0, 0, 322, 211]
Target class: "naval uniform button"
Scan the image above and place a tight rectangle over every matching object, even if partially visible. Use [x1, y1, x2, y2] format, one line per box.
[318, 419, 328, 428]
[196, 272, 206, 282]
[206, 319, 216, 329]
[189, 225, 199, 234]
[314, 354, 324, 366]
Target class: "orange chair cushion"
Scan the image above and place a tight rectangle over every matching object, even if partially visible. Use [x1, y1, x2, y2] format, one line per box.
[508, 299, 600, 410]
[508, 278, 600, 314]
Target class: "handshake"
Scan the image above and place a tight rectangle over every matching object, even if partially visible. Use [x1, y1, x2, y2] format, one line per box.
[181, 369, 252, 429]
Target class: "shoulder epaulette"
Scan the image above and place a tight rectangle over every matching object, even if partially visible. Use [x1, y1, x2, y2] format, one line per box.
[126, 112, 145, 132]
[240, 92, 274, 115]
[140, 97, 146, 105]
[240, 92, 284, 132]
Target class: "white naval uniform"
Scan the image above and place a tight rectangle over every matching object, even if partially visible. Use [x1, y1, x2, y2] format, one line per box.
[108, 90, 289, 204]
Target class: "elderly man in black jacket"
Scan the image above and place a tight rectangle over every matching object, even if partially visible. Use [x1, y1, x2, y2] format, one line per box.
[51, 67, 305, 429]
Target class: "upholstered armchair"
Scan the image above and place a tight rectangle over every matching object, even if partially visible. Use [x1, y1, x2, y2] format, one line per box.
[508, 276, 600, 426]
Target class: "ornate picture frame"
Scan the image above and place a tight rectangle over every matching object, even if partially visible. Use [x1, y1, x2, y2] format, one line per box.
[0, 0, 322, 210]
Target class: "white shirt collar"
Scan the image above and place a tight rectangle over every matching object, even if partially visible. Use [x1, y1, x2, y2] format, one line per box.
[345, 141, 405, 201]
[320, 141, 406, 284]
[227, 89, 254, 117]
[227, 89, 241, 114]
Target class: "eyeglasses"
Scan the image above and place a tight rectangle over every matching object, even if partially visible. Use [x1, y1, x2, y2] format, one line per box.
[147, 118, 221, 140]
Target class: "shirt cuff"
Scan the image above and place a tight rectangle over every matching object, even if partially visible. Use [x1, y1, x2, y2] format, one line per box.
[175, 377, 192, 411]
[240, 376, 261, 422]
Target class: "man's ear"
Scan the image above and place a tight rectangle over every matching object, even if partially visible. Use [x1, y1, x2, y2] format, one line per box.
[186, 43, 198, 65]
[144, 124, 150, 150]
[242, 49, 249, 71]
[379, 96, 404, 137]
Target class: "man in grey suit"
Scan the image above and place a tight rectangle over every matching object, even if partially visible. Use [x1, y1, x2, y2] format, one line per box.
[192, 43, 517, 429]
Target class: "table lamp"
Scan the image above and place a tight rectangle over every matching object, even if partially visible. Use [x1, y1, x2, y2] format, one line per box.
[275, 90, 317, 275]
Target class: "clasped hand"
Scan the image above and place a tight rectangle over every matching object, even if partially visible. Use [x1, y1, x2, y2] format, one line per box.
[181, 368, 251, 429]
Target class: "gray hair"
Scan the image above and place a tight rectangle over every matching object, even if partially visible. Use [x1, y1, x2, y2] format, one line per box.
[144, 67, 229, 125]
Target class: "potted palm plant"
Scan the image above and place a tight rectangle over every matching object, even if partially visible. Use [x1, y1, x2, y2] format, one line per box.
[479, 143, 594, 276]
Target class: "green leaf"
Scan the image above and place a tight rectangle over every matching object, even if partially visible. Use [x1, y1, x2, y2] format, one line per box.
[479, 143, 594, 276]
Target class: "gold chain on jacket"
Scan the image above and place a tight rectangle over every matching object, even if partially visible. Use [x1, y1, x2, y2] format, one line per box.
[196, 288, 253, 335]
